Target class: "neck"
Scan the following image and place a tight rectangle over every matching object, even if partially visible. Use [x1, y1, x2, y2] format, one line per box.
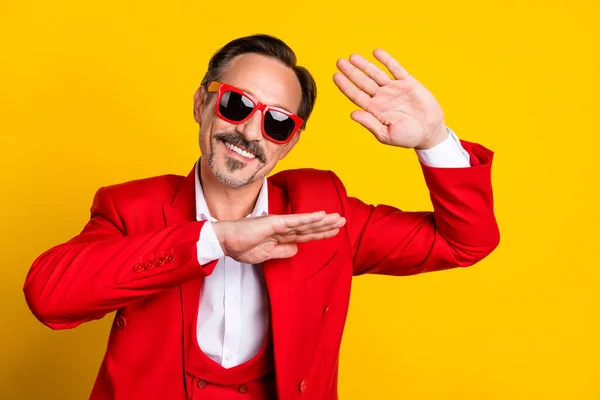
[199, 157, 263, 221]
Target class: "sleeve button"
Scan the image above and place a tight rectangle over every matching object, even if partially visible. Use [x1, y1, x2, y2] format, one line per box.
[155, 257, 165, 266]
[133, 263, 144, 273]
[165, 254, 174, 263]
[144, 260, 155, 270]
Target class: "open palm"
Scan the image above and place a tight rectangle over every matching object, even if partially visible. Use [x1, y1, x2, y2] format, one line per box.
[333, 49, 446, 149]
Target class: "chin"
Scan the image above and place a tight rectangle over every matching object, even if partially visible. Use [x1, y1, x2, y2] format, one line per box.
[215, 173, 253, 188]
[210, 159, 256, 188]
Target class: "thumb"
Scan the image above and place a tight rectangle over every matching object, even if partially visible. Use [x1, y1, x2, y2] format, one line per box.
[351, 110, 387, 142]
[268, 243, 299, 260]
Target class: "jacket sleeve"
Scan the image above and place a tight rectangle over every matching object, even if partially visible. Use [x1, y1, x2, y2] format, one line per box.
[331, 140, 500, 276]
[23, 186, 218, 330]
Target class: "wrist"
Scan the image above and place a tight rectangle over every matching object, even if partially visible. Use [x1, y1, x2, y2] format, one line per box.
[415, 124, 448, 150]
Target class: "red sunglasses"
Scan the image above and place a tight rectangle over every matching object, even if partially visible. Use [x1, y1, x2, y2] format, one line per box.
[207, 81, 304, 144]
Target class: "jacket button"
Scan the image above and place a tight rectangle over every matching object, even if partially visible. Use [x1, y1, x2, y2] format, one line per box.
[197, 379, 207, 389]
[323, 305, 330, 314]
[165, 254, 174, 263]
[115, 316, 126, 329]
[133, 263, 144, 273]
[238, 384, 248, 393]
[155, 257, 165, 266]
[298, 379, 307, 392]
[144, 260, 154, 270]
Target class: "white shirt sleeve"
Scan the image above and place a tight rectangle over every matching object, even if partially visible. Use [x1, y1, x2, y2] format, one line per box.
[197, 221, 225, 265]
[415, 127, 471, 168]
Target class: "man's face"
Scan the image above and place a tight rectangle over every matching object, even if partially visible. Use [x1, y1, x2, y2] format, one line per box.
[194, 53, 303, 187]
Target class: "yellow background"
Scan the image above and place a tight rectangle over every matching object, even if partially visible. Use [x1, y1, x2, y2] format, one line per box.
[1, 0, 598, 398]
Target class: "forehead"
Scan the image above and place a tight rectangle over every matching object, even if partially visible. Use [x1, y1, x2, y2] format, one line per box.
[220, 53, 302, 114]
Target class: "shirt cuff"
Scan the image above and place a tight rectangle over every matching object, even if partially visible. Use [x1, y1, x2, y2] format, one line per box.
[197, 221, 225, 265]
[415, 127, 471, 168]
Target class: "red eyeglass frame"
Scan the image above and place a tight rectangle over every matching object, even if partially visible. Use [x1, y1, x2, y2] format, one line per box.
[207, 81, 304, 144]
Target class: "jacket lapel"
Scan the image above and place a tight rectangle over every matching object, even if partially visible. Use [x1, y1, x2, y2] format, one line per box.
[262, 181, 298, 398]
[263, 180, 335, 399]
[162, 163, 196, 226]
[162, 163, 201, 373]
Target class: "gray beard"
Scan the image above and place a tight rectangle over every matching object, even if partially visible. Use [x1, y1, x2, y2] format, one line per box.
[208, 151, 262, 188]
[225, 157, 245, 173]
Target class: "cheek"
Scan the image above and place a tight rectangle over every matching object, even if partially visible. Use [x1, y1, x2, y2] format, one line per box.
[262, 144, 289, 165]
[198, 125, 210, 151]
[209, 117, 239, 138]
[275, 143, 293, 161]
[262, 143, 279, 162]
[199, 117, 224, 148]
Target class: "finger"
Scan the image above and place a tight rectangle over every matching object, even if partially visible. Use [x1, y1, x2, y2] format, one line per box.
[323, 217, 346, 230]
[274, 217, 345, 243]
[333, 72, 371, 110]
[293, 228, 341, 243]
[372, 49, 411, 81]
[350, 110, 388, 143]
[275, 211, 327, 231]
[287, 216, 347, 235]
[269, 243, 299, 259]
[277, 224, 345, 244]
[291, 213, 342, 232]
[348, 53, 392, 86]
[336, 58, 379, 96]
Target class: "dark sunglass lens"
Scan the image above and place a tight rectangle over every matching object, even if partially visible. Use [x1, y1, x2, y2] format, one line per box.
[218, 91, 254, 121]
[264, 110, 295, 142]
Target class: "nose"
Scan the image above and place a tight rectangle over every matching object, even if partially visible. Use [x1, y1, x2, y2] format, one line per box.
[235, 109, 263, 142]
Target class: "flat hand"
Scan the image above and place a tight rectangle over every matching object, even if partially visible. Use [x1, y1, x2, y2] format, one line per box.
[211, 211, 346, 264]
[334, 49, 448, 150]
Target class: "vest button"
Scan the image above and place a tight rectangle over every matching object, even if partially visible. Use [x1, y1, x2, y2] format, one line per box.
[298, 379, 307, 392]
[197, 379, 207, 389]
[238, 384, 248, 393]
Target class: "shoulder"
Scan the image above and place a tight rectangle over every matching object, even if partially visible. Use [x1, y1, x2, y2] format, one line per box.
[269, 167, 345, 183]
[268, 168, 348, 201]
[269, 167, 343, 187]
[95, 173, 185, 211]
[87, 173, 187, 234]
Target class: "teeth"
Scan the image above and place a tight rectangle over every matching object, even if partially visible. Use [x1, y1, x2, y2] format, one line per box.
[225, 141, 256, 159]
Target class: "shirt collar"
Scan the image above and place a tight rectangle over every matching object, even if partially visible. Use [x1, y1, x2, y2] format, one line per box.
[194, 158, 269, 222]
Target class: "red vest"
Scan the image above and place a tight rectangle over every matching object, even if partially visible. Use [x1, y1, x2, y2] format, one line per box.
[185, 310, 277, 399]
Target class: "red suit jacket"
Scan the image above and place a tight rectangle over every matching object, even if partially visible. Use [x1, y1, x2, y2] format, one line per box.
[24, 140, 499, 399]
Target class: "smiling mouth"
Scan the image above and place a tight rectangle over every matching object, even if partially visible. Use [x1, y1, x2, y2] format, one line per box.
[220, 139, 259, 161]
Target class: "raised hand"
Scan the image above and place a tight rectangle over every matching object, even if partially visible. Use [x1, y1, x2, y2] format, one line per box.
[211, 211, 346, 264]
[334, 49, 449, 150]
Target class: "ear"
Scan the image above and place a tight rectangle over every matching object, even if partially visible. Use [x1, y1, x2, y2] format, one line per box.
[193, 86, 207, 124]
[278, 130, 302, 160]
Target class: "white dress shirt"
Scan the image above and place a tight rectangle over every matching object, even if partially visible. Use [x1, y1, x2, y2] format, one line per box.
[194, 162, 270, 368]
[195, 127, 470, 368]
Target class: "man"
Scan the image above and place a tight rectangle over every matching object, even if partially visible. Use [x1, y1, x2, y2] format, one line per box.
[24, 34, 499, 399]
